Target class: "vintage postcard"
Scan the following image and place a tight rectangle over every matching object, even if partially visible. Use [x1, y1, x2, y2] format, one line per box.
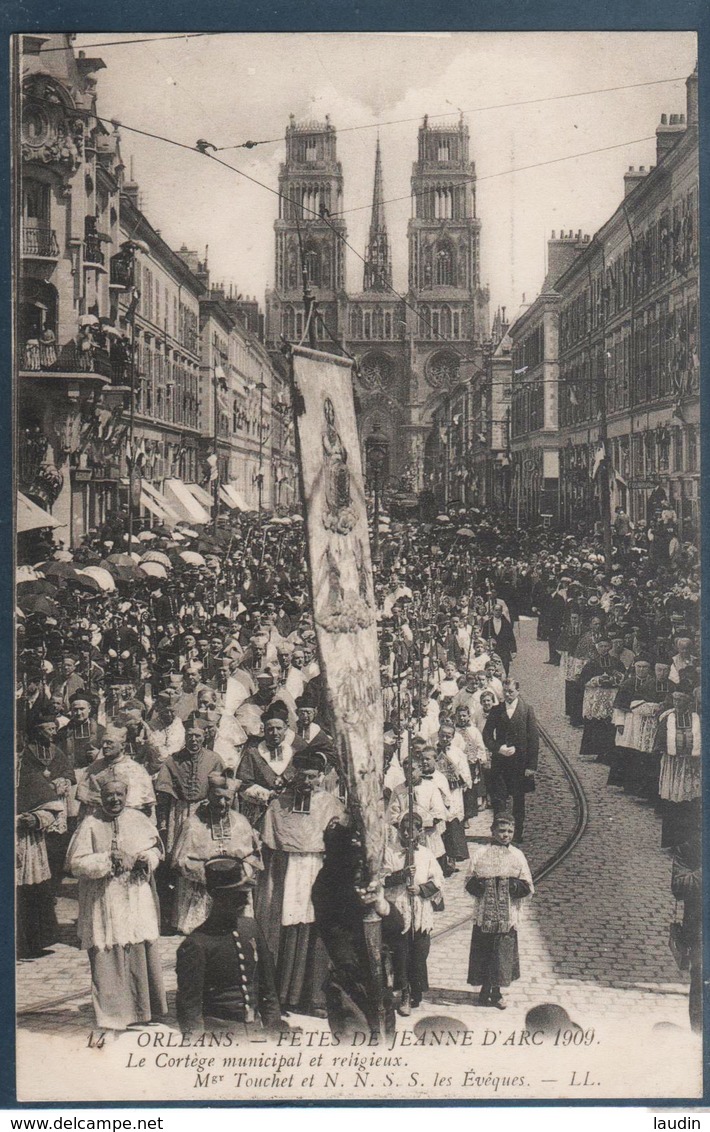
[14, 29, 702, 1103]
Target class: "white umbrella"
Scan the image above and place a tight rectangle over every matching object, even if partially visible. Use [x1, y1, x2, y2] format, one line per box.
[138, 562, 167, 580]
[180, 550, 206, 567]
[79, 314, 100, 327]
[17, 565, 40, 583]
[141, 550, 172, 567]
[130, 552, 142, 564]
[79, 566, 116, 592]
[136, 531, 157, 542]
[176, 526, 199, 539]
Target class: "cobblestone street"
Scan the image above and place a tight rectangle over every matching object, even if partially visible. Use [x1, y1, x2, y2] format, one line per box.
[428, 617, 691, 1032]
[17, 618, 692, 1043]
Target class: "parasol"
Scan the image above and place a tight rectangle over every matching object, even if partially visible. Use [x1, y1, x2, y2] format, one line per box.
[79, 566, 116, 592]
[179, 551, 206, 567]
[37, 560, 78, 580]
[72, 573, 104, 594]
[141, 550, 172, 568]
[176, 526, 199, 539]
[138, 562, 168, 580]
[106, 553, 135, 566]
[15, 579, 58, 597]
[456, 527, 475, 538]
[17, 565, 40, 583]
[436, 514, 450, 523]
[18, 595, 60, 616]
[136, 531, 157, 542]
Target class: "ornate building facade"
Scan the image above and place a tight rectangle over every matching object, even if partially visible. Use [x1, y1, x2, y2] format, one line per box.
[508, 67, 699, 536]
[266, 114, 489, 497]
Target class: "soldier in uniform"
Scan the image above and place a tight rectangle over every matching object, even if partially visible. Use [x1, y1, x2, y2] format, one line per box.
[175, 857, 284, 1035]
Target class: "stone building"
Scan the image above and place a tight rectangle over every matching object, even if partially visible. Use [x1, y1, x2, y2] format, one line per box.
[17, 34, 126, 546]
[508, 67, 699, 535]
[265, 113, 489, 501]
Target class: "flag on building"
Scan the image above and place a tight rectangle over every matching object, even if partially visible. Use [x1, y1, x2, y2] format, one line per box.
[290, 344, 385, 881]
[591, 441, 606, 480]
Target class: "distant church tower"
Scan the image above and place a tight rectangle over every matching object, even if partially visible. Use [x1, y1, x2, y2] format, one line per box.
[363, 137, 392, 292]
[408, 113, 484, 327]
[269, 114, 347, 343]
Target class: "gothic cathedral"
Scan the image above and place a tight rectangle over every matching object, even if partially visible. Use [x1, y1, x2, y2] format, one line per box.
[265, 113, 489, 492]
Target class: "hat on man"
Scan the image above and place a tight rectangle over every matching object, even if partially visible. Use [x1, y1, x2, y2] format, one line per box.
[204, 857, 250, 894]
[292, 748, 328, 774]
[296, 685, 320, 711]
[262, 700, 289, 724]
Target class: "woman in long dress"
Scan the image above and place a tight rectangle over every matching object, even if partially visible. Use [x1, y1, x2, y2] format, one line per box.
[65, 778, 167, 1030]
[172, 772, 262, 934]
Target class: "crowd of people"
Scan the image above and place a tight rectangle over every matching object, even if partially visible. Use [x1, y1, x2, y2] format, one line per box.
[15, 494, 701, 1035]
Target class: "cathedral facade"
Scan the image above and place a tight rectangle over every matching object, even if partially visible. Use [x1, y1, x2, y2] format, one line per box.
[265, 113, 490, 494]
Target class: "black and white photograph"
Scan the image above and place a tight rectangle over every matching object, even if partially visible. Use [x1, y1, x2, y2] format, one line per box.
[13, 29, 702, 1102]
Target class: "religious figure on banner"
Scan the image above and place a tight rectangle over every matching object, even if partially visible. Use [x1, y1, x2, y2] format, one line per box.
[322, 396, 356, 534]
[314, 395, 374, 635]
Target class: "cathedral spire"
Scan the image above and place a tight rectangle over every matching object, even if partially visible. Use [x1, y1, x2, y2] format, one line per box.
[363, 136, 392, 291]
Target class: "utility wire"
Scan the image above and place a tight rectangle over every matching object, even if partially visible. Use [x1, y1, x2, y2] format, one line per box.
[335, 134, 658, 216]
[31, 33, 211, 53]
[214, 74, 687, 152]
[86, 111, 663, 386]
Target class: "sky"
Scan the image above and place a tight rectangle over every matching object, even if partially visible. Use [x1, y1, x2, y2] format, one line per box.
[74, 30, 697, 324]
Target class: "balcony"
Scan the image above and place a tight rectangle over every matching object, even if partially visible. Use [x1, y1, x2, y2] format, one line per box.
[83, 233, 106, 268]
[20, 337, 114, 382]
[22, 224, 60, 259]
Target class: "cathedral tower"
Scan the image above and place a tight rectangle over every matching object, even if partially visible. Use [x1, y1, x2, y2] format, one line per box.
[408, 114, 484, 327]
[269, 115, 347, 344]
[363, 137, 392, 292]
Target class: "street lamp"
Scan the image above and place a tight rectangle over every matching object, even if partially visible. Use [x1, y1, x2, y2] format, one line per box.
[366, 425, 389, 564]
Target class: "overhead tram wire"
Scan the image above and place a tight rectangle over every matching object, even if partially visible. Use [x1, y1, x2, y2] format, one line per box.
[35, 33, 212, 52]
[334, 134, 659, 217]
[89, 111, 658, 388]
[213, 74, 688, 153]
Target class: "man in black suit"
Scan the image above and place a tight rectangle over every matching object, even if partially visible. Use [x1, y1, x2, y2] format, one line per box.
[483, 678, 539, 843]
[482, 602, 517, 676]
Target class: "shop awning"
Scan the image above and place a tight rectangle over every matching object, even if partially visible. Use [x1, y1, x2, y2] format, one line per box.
[163, 479, 210, 524]
[140, 481, 181, 524]
[17, 492, 62, 533]
[220, 483, 249, 511]
[184, 482, 214, 509]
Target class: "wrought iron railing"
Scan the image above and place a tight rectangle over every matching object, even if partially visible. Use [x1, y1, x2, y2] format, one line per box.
[22, 224, 60, 258]
[84, 233, 105, 266]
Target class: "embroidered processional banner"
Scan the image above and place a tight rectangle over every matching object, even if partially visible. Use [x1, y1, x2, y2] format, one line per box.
[290, 345, 385, 881]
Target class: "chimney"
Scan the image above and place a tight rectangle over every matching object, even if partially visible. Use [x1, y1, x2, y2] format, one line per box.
[545, 229, 586, 286]
[123, 154, 140, 207]
[656, 111, 687, 164]
[686, 65, 698, 127]
[624, 165, 650, 197]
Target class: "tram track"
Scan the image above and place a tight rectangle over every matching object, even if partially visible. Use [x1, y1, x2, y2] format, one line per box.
[19, 725, 589, 1018]
[430, 719, 589, 943]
